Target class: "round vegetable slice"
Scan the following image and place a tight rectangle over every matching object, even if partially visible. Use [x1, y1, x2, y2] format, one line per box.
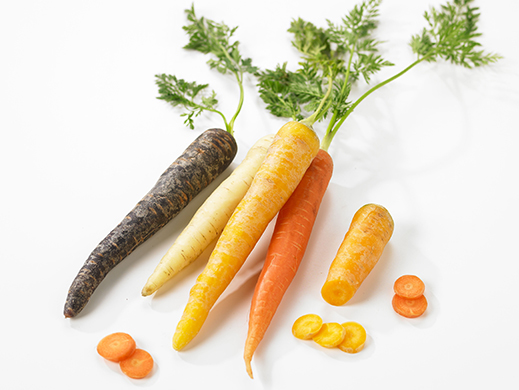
[120, 349, 154, 379]
[394, 275, 425, 299]
[292, 314, 323, 340]
[312, 322, 346, 348]
[97, 332, 136, 362]
[392, 294, 428, 318]
[338, 322, 367, 353]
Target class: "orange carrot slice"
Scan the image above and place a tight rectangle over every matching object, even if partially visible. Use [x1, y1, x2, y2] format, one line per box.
[292, 314, 324, 340]
[394, 275, 425, 299]
[97, 332, 136, 362]
[392, 294, 428, 318]
[312, 322, 346, 348]
[119, 349, 154, 379]
[338, 322, 366, 353]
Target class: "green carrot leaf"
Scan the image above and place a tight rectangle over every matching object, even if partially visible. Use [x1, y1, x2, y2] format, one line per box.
[155, 74, 226, 130]
[183, 5, 258, 76]
[410, 0, 501, 67]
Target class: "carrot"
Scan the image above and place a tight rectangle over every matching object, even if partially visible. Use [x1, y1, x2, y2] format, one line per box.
[394, 274, 425, 299]
[392, 294, 428, 318]
[312, 322, 346, 348]
[64, 129, 237, 318]
[321, 203, 394, 306]
[172, 121, 320, 351]
[291, 314, 324, 340]
[142, 134, 274, 296]
[119, 349, 154, 379]
[338, 322, 366, 353]
[243, 149, 333, 377]
[97, 332, 136, 362]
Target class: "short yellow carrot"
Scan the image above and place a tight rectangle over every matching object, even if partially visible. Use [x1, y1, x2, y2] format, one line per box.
[321, 203, 394, 306]
[142, 134, 274, 296]
[172, 121, 320, 351]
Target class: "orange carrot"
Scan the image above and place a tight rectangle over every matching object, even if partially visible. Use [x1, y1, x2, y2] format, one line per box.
[392, 294, 428, 318]
[119, 349, 154, 379]
[96, 332, 136, 363]
[172, 121, 320, 351]
[394, 274, 425, 299]
[243, 149, 333, 378]
[321, 204, 394, 306]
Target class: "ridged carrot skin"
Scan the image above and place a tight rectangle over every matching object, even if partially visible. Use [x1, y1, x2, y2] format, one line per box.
[172, 121, 320, 351]
[64, 128, 237, 318]
[321, 203, 394, 306]
[244, 149, 333, 378]
[141, 134, 275, 296]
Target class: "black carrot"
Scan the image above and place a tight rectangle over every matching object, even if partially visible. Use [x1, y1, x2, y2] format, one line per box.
[64, 129, 237, 318]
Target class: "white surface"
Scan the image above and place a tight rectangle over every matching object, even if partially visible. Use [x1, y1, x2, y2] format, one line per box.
[1, 0, 518, 389]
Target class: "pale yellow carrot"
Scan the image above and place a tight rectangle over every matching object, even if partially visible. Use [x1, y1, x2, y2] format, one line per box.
[172, 121, 320, 351]
[142, 134, 274, 296]
[321, 203, 394, 306]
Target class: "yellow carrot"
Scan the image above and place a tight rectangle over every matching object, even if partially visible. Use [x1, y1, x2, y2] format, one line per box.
[172, 121, 320, 351]
[142, 134, 275, 296]
[321, 203, 394, 306]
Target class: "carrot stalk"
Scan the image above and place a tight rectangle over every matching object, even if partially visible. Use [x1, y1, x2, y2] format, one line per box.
[243, 149, 333, 378]
[142, 134, 274, 296]
[321, 203, 394, 306]
[64, 128, 237, 318]
[172, 121, 320, 351]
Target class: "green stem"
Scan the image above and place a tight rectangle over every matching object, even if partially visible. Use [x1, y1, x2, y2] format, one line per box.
[300, 67, 334, 127]
[321, 43, 356, 151]
[226, 71, 244, 136]
[321, 55, 430, 150]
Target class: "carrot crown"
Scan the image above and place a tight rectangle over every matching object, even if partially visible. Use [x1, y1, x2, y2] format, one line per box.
[257, 0, 500, 151]
[156, 5, 258, 135]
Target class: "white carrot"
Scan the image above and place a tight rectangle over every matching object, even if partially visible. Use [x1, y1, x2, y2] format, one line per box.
[142, 134, 275, 296]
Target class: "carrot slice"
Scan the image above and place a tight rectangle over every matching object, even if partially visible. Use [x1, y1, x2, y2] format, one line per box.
[392, 294, 428, 318]
[119, 349, 154, 379]
[394, 275, 425, 299]
[312, 322, 346, 348]
[338, 322, 366, 353]
[292, 314, 323, 340]
[97, 332, 136, 362]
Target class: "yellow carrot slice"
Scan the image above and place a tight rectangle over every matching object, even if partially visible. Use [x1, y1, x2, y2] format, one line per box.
[321, 203, 394, 306]
[172, 121, 320, 351]
[292, 314, 323, 340]
[142, 134, 274, 296]
[338, 322, 366, 353]
[312, 322, 346, 348]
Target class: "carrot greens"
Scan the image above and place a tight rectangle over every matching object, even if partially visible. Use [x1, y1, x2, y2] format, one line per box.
[155, 5, 257, 134]
[258, 0, 391, 134]
[259, 0, 500, 150]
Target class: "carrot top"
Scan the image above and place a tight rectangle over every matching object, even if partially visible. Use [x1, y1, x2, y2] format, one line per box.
[156, 5, 258, 135]
[257, 0, 500, 150]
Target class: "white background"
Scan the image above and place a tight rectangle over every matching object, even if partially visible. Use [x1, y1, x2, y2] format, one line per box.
[1, 0, 518, 389]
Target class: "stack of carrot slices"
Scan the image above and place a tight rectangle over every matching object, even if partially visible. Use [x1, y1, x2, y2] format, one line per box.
[97, 332, 154, 379]
[392, 275, 428, 318]
[292, 314, 367, 353]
